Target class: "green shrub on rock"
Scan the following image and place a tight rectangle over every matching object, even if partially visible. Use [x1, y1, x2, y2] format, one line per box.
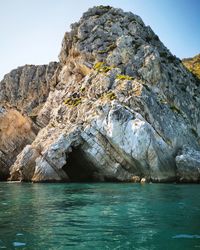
[116, 74, 134, 81]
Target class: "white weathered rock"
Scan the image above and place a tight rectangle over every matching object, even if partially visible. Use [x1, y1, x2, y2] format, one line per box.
[176, 146, 200, 182]
[9, 145, 40, 181]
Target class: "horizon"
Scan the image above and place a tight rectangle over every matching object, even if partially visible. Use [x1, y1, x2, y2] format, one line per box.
[0, 0, 199, 80]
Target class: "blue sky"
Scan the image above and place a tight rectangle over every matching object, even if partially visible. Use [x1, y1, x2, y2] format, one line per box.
[0, 0, 199, 80]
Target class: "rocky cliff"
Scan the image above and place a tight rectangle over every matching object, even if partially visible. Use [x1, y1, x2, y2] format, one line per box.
[0, 62, 60, 179]
[1, 6, 200, 183]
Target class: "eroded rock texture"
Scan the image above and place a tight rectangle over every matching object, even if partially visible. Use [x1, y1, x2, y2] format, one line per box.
[1, 6, 200, 182]
[0, 63, 60, 179]
[0, 62, 60, 115]
[176, 146, 200, 182]
[0, 108, 35, 179]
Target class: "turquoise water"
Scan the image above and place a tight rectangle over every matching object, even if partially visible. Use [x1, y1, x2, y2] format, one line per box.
[0, 183, 200, 250]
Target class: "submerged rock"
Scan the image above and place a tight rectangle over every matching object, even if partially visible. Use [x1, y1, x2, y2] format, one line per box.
[1, 6, 200, 182]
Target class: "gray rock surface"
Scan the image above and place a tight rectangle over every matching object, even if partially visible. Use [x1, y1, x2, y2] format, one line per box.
[0, 63, 60, 179]
[1, 5, 200, 182]
[0, 62, 60, 120]
[176, 146, 200, 182]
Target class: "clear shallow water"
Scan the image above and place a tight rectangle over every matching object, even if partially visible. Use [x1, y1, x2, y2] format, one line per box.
[0, 183, 200, 250]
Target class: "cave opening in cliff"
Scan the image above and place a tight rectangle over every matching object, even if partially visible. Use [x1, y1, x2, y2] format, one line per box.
[0, 172, 9, 181]
[62, 147, 98, 182]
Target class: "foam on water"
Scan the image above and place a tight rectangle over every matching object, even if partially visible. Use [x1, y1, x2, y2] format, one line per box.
[173, 234, 200, 239]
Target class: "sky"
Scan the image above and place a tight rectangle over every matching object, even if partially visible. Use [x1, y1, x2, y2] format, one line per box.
[0, 0, 199, 80]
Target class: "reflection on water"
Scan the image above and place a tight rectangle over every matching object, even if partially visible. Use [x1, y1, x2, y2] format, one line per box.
[0, 183, 200, 249]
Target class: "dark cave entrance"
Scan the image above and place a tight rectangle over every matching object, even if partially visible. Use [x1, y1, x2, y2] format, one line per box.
[62, 147, 99, 182]
[0, 172, 9, 181]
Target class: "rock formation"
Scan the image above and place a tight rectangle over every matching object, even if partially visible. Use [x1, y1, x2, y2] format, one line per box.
[0, 63, 60, 179]
[1, 6, 200, 182]
[183, 54, 200, 80]
[176, 146, 200, 182]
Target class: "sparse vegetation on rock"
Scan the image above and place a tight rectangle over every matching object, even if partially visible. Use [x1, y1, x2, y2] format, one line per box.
[182, 54, 200, 80]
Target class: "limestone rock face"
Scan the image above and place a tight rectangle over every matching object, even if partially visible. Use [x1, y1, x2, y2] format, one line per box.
[176, 146, 200, 182]
[0, 62, 60, 116]
[0, 63, 60, 179]
[3, 5, 200, 182]
[0, 108, 35, 180]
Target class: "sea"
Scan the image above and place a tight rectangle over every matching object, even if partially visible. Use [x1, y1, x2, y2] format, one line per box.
[0, 182, 200, 249]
